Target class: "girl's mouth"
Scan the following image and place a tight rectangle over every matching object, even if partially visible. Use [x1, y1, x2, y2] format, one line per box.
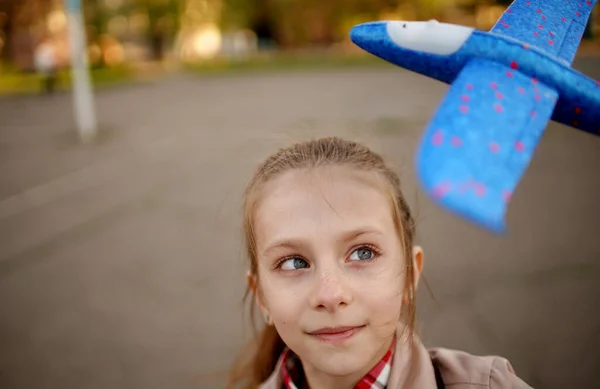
[307, 325, 366, 343]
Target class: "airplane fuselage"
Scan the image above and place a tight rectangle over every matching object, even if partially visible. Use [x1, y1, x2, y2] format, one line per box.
[370, 25, 600, 135]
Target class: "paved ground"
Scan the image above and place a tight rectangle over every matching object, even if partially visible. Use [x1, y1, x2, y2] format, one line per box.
[0, 58, 599, 389]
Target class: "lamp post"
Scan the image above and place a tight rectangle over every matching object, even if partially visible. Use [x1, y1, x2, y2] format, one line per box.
[64, 0, 97, 143]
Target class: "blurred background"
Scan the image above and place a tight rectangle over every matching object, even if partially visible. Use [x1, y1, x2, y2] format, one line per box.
[0, 1, 599, 389]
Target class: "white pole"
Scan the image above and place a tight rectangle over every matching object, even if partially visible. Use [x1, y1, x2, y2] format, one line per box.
[65, 0, 97, 143]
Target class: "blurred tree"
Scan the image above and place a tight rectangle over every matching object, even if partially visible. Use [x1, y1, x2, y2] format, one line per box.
[0, 0, 52, 66]
[221, 0, 399, 48]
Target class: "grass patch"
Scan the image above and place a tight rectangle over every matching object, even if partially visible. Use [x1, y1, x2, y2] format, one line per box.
[0, 65, 134, 96]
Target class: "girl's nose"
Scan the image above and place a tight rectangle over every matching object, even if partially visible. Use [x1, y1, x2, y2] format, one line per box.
[309, 269, 353, 312]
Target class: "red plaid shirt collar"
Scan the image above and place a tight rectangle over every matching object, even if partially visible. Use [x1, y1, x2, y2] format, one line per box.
[279, 337, 395, 389]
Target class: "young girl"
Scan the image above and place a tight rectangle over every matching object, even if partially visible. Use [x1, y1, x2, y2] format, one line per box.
[228, 137, 532, 389]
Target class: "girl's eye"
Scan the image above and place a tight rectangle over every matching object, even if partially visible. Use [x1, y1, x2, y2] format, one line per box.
[280, 257, 310, 270]
[349, 247, 375, 261]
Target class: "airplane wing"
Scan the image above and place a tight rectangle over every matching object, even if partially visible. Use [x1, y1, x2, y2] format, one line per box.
[416, 58, 558, 233]
[490, 0, 597, 65]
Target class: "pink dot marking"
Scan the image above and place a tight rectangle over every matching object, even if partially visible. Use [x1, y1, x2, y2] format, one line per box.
[510, 61, 518, 69]
[432, 182, 451, 199]
[460, 105, 470, 114]
[562, 17, 567, 21]
[494, 103, 504, 113]
[515, 141, 525, 152]
[576, 11, 581, 16]
[532, 77, 539, 84]
[548, 40, 554, 45]
[524, 43, 530, 49]
[507, 9, 513, 13]
[575, 107, 581, 114]
[506, 71, 514, 77]
[474, 183, 487, 197]
[525, 1, 531, 4]
[534, 94, 541, 101]
[461, 94, 470, 102]
[490, 81, 498, 89]
[503, 23, 510, 28]
[490, 142, 500, 153]
[518, 87, 525, 94]
[530, 110, 537, 118]
[587, 1, 592, 4]
[538, 25, 544, 29]
[542, 15, 547, 20]
[534, 31, 540, 37]
[451, 136, 462, 147]
[549, 31, 555, 36]
[466, 83, 473, 90]
[432, 130, 444, 146]
[537, 8, 542, 13]
[495, 92, 504, 100]
[502, 190, 512, 202]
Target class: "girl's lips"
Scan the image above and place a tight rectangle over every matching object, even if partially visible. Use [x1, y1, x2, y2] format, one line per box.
[308, 325, 365, 343]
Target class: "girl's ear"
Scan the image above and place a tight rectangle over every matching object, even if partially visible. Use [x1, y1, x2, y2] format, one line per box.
[412, 246, 425, 289]
[247, 271, 271, 323]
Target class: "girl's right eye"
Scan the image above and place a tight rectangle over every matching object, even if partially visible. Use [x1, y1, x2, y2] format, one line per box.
[279, 257, 310, 271]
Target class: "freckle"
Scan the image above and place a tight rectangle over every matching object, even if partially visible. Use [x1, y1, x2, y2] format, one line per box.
[524, 43, 530, 49]
[549, 31, 555, 36]
[490, 82, 498, 89]
[538, 25, 544, 29]
[510, 61, 518, 70]
[548, 40, 554, 45]
[451, 136, 462, 147]
[461, 94, 470, 102]
[534, 31, 540, 37]
[574, 107, 581, 114]
[518, 87, 525, 94]
[494, 103, 504, 113]
[495, 91, 504, 100]
[490, 142, 500, 152]
[532, 78, 539, 84]
[576, 11, 581, 16]
[460, 105, 469, 114]
[466, 83, 473, 90]
[535, 94, 541, 101]
[530, 110, 537, 117]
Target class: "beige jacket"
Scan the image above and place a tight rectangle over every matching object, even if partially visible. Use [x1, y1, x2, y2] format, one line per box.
[258, 333, 533, 389]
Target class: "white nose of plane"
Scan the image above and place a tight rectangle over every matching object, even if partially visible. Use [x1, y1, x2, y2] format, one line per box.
[351, 20, 474, 56]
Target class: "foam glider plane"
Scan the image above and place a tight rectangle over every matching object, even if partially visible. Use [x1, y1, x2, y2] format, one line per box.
[350, 0, 599, 233]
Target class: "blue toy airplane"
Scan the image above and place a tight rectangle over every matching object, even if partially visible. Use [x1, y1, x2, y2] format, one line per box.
[350, 0, 599, 233]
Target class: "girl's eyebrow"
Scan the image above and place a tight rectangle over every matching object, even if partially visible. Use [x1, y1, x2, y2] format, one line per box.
[262, 227, 384, 257]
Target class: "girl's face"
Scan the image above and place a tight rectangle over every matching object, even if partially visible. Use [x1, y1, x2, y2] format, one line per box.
[251, 166, 423, 382]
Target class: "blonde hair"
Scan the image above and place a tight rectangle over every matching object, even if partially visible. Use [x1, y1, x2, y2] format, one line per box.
[226, 137, 417, 389]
